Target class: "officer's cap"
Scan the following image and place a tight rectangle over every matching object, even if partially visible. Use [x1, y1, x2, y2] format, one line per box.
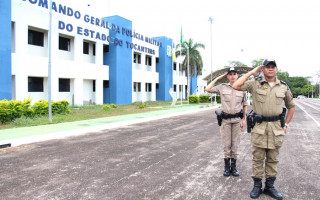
[227, 67, 238, 74]
[263, 59, 277, 67]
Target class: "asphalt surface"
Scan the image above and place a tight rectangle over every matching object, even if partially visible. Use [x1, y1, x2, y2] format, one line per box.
[0, 99, 319, 200]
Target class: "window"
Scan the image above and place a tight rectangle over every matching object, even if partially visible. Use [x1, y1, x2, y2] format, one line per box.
[59, 36, 71, 51]
[103, 80, 109, 88]
[145, 83, 152, 92]
[93, 80, 96, 92]
[103, 44, 109, 53]
[173, 63, 177, 70]
[28, 29, 44, 47]
[28, 77, 43, 92]
[83, 42, 89, 54]
[134, 82, 141, 92]
[134, 53, 141, 64]
[59, 78, 70, 92]
[156, 57, 159, 63]
[93, 43, 96, 56]
[145, 55, 152, 66]
[156, 83, 159, 89]
[179, 85, 182, 92]
[173, 84, 177, 92]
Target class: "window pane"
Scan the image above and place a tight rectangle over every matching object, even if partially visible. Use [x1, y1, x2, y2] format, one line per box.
[28, 29, 44, 47]
[83, 42, 89, 54]
[28, 77, 44, 92]
[103, 80, 109, 88]
[59, 78, 70, 92]
[59, 36, 71, 51]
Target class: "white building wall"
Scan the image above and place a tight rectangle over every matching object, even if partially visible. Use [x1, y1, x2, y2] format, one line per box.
[132, 34, 159, 103]
[11, 0, 109, 105]
[172, 57, 187, 100]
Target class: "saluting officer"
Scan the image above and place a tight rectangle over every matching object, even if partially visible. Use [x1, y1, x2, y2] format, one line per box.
[233, 59, 295, 200]
[205, 67, 248, 177]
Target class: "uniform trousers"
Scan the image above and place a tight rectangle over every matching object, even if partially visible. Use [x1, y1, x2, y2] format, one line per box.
[220, 120, 241, 159]
[252, 146, 280, 179]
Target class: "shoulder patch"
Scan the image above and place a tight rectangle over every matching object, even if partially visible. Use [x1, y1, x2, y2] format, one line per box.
[280, 80, 290, 90]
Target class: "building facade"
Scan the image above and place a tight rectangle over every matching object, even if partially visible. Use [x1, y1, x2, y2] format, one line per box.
[0, 0, 205, 105]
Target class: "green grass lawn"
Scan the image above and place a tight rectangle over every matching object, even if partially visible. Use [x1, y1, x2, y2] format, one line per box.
[0, 101, 173, 130]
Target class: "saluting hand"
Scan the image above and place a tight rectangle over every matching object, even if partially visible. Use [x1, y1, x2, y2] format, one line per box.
[217, 72, 228, 80]
[251, 65, 262, 76]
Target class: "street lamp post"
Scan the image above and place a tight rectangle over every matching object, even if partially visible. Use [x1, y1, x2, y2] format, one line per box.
[48, 0, 53, 122]
[208, 16, 213, 104]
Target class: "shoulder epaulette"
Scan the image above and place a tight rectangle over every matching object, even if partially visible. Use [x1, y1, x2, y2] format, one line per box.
[280, 80, 290, 90]
[255, 76, 262, 81]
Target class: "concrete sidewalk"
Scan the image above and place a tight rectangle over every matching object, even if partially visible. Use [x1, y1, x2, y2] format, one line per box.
[0, 104, 219, 147]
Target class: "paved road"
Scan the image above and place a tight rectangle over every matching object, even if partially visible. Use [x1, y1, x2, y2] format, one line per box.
[0, 99, 319, 200]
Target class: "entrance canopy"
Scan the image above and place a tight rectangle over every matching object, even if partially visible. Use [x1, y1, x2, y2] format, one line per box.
[203, 66, 253, 82]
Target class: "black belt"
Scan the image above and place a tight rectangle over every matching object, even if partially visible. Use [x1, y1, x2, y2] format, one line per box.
[261, 115, 281, 122]
[222, 111, 243, 119]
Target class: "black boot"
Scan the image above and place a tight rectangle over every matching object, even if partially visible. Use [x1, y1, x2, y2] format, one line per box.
[231, 158, 240, 176]
[250, 177, 262, 199]
[263, 176, 283, 200]
[223, 158, 231, 176]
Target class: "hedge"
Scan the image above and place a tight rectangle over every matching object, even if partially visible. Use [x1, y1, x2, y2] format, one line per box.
[0, 99, 70, 124]
[189, 95, 199, 104]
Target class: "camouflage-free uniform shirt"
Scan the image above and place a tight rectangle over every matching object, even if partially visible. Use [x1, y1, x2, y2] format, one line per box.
[240, 77, 295, 149]
[211, 83, 248, 123]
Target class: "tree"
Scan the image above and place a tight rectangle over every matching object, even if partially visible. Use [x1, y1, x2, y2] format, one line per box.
[175, 38, 205, 76]
[251, 59, 265, 68]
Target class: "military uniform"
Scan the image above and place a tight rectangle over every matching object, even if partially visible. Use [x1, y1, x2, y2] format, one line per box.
[211, 83, 248, 159]
[240, 77, 295, 179]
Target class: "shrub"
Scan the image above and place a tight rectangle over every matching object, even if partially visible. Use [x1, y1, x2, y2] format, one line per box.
[0, 98, 34, 123]
[199, 94, 210, 103]
[111, 104, 118, 108]
[52, 100, 70, 114]
[102, 104, 111, 110]
[189, 95, 199, 104]
[32, 100, 49, 115]
[0, 100, 13, 123]
[135, 102, 148, 109]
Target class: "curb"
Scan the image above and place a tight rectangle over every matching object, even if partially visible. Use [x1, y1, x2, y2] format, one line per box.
[1, 105, 219, 147]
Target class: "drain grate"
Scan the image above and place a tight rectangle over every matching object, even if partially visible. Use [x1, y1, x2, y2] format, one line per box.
[0, 143, 12, 149]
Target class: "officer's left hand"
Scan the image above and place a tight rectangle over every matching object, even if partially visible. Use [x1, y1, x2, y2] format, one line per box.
[240, 120, 246, 131]
[283, 126, 287, 134]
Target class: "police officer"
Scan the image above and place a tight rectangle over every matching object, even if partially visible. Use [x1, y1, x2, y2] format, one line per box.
[233, 59, 295, 199]
[205, 67, 248, 177]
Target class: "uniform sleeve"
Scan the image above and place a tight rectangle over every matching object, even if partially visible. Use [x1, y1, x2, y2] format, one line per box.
[240, 79, 255, 94]
[243, 91, 248, 106]
[284, 89, 295, 109]
[210, 84, 221, 94]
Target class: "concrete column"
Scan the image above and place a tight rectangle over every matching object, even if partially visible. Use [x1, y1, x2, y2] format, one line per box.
[73, 78, 83, 106]
[95, 79, 103, 105]
[95, 41, 103, 66]
[141, 82, 146, 102]
[74, 36, 82, 62]
[14, 22, 28, 101]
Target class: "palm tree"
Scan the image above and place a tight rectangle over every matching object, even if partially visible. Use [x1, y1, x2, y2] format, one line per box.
[175, 38, 205, 76]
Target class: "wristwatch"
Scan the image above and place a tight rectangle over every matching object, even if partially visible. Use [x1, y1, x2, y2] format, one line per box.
[285, 123, 289, 127]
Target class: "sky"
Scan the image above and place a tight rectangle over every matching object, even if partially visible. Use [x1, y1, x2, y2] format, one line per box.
[72, 0, 320, 82]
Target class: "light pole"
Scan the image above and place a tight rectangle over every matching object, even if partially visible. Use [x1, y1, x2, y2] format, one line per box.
[48, 0, 53, 122]
[208, 16, 213, 104]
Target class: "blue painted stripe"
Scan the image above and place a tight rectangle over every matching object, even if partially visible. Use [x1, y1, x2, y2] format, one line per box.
[0, 1, 12, 100]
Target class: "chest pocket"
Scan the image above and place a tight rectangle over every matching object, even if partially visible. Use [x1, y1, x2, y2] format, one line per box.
[255, 89, 267, 103]
[222, 90, 232, 102]
[275, 91, 285, 104]
[235, 91, 244, 103]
